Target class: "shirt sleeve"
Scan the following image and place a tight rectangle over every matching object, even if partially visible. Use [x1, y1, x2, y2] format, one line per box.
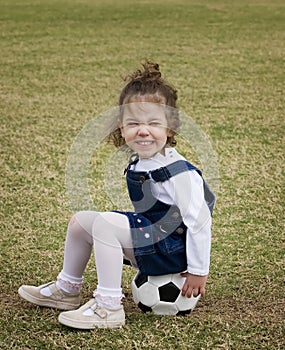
[168, 170, 212, 276]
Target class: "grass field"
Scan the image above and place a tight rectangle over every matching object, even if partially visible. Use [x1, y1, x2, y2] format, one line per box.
[0, 0, 284, 349]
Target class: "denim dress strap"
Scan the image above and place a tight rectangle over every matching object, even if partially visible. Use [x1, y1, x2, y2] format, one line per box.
[149, 160, 200, 182]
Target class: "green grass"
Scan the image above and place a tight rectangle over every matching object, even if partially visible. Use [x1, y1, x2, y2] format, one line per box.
[1, 0, 284, 349]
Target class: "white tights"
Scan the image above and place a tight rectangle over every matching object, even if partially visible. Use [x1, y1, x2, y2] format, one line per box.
[56, 211, 136, 301]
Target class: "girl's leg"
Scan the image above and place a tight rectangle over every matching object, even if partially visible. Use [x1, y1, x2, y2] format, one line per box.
[92, 212, 135, 306]
[57, 212, 133, 328]
[56, 211, 98, 293]
[18, 210, 99, 309]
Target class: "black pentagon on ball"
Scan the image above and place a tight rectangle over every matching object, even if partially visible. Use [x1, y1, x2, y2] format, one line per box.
[134, 272, 148, 288]
[158, 282, 180, 302]
[177, 309, 192, 316]
[138, 302, 152, 313]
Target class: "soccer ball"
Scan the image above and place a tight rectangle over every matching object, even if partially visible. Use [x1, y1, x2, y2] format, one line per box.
[131, 271, 201, 315]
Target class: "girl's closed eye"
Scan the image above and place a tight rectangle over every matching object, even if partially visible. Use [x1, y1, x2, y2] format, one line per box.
[124, 120, 139, 127]
[149, 121, 163, 126]
[124, 120, 164, 127]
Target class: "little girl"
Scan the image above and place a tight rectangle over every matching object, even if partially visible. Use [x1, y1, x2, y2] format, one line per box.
[18, 61, 215, 329]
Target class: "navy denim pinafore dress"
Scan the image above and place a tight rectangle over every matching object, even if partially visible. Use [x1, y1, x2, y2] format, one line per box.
[116, 159, 215, 276]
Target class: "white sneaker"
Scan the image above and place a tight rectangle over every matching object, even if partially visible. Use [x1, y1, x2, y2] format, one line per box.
[18, 281, 81, 310]
[58, 298, 125, 329]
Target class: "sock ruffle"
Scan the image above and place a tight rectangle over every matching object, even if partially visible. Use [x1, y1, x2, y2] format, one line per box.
[93, 291, 124, 309]
[56, 277, 83, 294]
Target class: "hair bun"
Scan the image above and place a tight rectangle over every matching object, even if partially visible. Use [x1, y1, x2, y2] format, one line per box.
[142, 61, 161, 79]
[128, 60, 161, 81]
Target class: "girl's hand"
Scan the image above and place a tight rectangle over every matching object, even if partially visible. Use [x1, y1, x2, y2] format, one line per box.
[180, 272, 208, 298]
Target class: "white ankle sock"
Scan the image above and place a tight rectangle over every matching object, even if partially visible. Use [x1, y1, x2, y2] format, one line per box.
[56, 271, 83, 294]
[93, 287, 123, 309]
[40, 280, 82, 296]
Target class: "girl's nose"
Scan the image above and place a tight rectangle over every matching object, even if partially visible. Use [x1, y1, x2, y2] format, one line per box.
[137, 123, 150, 136]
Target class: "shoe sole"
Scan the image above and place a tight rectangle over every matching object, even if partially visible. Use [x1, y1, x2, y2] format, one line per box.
[58, 313, 125, 329]
[18, 286, 80, 311]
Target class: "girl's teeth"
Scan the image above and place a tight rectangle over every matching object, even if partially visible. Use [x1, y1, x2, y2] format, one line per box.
[138, 141, 152, 145]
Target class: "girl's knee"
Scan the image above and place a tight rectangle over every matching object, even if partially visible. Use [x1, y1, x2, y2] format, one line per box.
[68, 214, 77, 227]
[68, 211, 85, 229]
[67, 214, 83, 238]
[68, 211, 98, 237]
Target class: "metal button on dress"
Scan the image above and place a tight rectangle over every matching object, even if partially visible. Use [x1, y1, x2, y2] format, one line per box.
[171, 211, 180, 219]
[176, 227, 184, 234]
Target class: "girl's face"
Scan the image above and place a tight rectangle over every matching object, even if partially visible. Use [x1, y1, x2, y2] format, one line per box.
[120, 102, 173, 159]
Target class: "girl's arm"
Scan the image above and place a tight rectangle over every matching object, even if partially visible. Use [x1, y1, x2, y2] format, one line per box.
[170, 170, 212, 296]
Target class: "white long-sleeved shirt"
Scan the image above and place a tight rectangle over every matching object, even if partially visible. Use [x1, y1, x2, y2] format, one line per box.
[131, 147, 212, 276]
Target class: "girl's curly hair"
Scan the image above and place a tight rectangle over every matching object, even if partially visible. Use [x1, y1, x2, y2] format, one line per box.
[108, 61, 180, 148]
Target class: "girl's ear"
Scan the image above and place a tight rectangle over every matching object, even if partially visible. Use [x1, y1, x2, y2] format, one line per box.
[120, 125, 125, 138]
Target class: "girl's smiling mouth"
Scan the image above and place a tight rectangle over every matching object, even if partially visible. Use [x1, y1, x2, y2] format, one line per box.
[135, 141, 154, 145]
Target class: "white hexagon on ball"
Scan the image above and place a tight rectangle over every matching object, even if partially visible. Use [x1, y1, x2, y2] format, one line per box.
[138, 281, 159, 307]
[152, 301, 179, 315]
